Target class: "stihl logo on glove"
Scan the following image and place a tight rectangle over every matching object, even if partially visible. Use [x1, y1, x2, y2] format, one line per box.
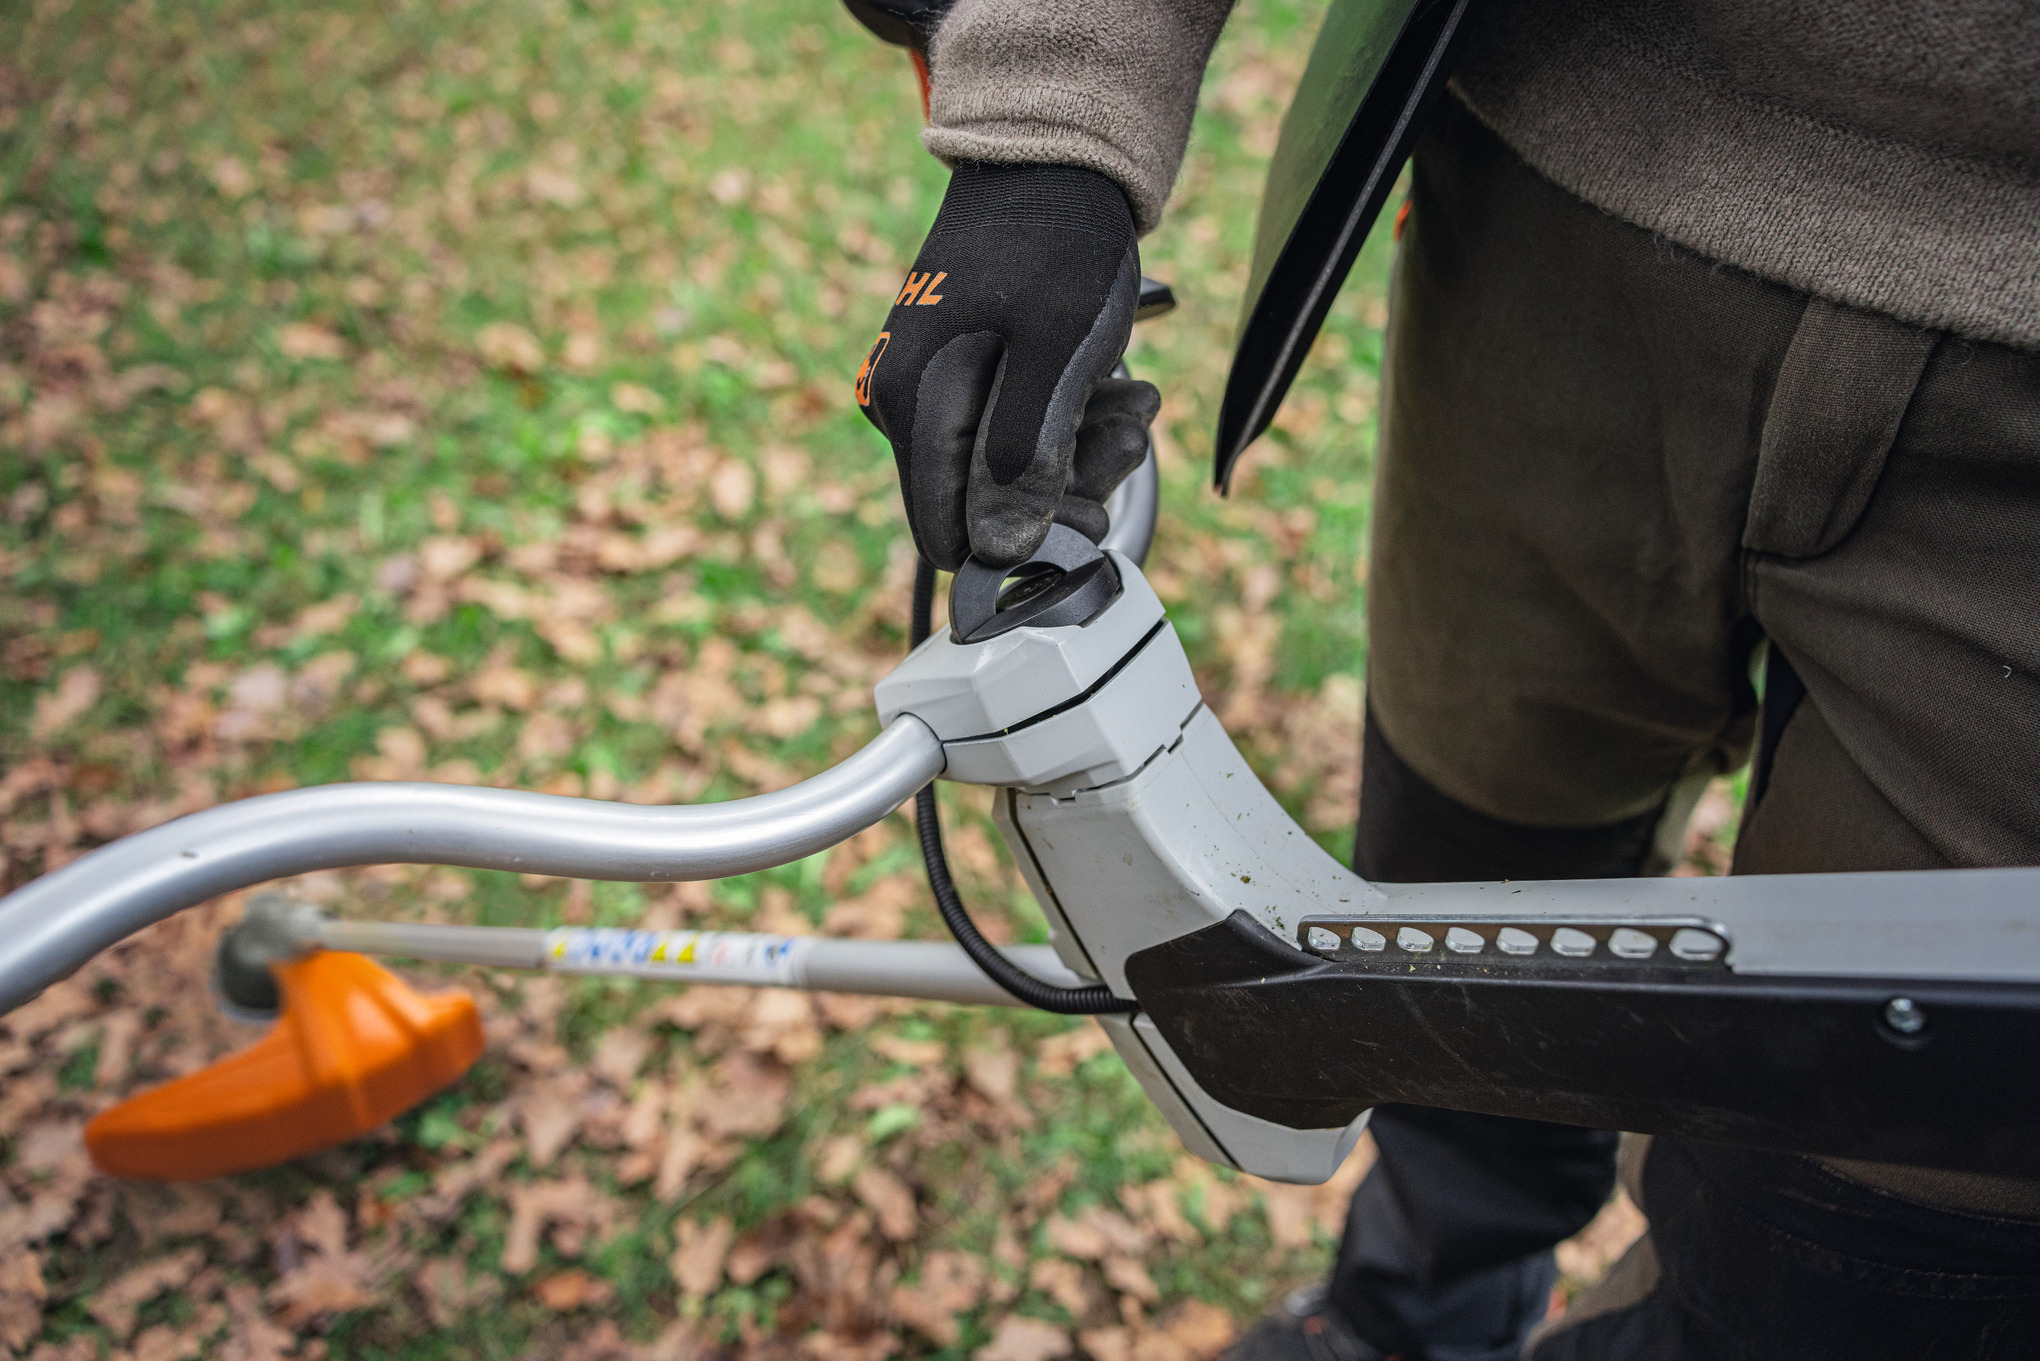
[858, 162, 1160, 571]
[896, 271, 947, 305]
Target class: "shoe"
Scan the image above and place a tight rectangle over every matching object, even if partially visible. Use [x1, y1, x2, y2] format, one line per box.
[1221, 1285, 1391, 1361]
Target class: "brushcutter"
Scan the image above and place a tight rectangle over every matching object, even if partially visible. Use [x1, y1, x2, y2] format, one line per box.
[2, 423, 2038, 1186]
[6, 0, 2036, 1190]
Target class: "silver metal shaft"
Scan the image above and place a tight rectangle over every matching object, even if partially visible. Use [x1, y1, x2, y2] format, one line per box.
[0, 716, 945, 1013]
[311, 917, 1080, 1008]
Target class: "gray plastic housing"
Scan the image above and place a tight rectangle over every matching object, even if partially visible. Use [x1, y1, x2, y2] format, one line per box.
[878, 550, 1374, 1181]
[873, 550, 1200, 796]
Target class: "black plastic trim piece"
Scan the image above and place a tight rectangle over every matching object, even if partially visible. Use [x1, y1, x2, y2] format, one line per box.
[840, 0, 952, 52]
[1126, 910, 2040, 1177]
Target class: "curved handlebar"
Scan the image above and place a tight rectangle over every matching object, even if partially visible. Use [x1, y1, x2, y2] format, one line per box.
[0, 403, 1157, 1015]
[1099, 440, 1157, 566]
[0, 715, 945, 1013]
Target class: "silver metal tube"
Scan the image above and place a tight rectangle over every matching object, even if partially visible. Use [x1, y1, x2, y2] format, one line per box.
[798, 939, 1082, 1006]
[0, 716, 945, 1013]
[317, 920, 551, 969]
[312, 917, 1084, 1009]
[542, 929, 1081, 1007]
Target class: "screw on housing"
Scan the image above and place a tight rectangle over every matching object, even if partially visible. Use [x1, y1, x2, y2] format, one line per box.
[1884, 996, 1927, 1035]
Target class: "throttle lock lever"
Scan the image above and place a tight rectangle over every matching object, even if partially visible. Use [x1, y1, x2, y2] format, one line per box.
[948, 524, 1122, 644]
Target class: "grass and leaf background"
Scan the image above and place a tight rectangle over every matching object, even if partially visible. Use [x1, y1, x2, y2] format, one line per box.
[0, 0, 1734, 1355]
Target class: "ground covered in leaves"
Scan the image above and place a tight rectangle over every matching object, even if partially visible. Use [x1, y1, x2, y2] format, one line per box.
[0, 0, 1694, 1355]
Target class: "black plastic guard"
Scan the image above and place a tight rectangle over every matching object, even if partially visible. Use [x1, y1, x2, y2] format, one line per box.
[1214, 0, 1475, 487]
[1125, 911, 2040, 1178]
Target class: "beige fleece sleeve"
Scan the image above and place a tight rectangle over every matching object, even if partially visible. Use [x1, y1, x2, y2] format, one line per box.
[922, 0, 1237, 234]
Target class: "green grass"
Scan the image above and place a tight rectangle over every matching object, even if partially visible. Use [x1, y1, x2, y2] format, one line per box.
[0, 0, 1407, 1355]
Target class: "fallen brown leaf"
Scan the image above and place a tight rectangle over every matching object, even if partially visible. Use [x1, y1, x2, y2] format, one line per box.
[502, 1177, 621, 1275]
[888, 1249, 986, 1345]
[591, 1026, 655, 1088]
[514, 1072, 593, 1166]
[477, 321, 546, 374]
[813, 1134, 863, 1185]
[1028, 1259, 1096, 1319]
[88, 1247, 203, 1339]
[852, 1166, 917, 1242]
[1045, 1207, 1147, 1263]
[1159, 1300, 1237, 1361]
[0, 1250, 46, 1353]
[698, 1052, 791, 1139]
[533, 1269, 616, 1311]
[267, 1255, 376, 1327]
[277, 322, 348, 361]
[1129, 1332, 1192, 1361]
[217, 1281, 295, 1361]
[963, 1043, 1020, 1103]
[670, 1215, 735, 1299]
[1077, 1326, 1132, 1361]
[1033, 1025, 1113, 1078]
[869, 1033, 946, 1068]
[1101, 1257, 1158, 1305]
[726, 1213, 798, 1285]
[416, 1258, 505, 1329]
[976, 1315, 1072, 1361]
[32, 666, 100, 739]
[119, 1303, 227, 1361]
[801, 1332, 900, 1361]
[656, 1128, 712, 1200]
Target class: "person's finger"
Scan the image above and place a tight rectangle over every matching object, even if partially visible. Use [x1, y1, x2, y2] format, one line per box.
[972, 247, 1141, 490]
[1068, 377, 1160, 504]
[894, 331, 1002, 571]
[966, 251, 1141, 567]
[965, 406, 1073, 566]
[1053, 495, 1112, 544]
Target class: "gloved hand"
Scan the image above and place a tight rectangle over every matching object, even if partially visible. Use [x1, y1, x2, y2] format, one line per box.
[857, 161, 1161, 570]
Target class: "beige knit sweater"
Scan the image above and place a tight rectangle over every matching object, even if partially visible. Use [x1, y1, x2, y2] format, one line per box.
[922, 0, 2040, 350]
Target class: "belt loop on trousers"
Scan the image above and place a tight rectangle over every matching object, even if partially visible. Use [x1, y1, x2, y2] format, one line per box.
[1742, 299, 1939, 559]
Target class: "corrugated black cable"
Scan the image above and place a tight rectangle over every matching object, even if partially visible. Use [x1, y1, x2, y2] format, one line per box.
[910, 556, 1137, 1015]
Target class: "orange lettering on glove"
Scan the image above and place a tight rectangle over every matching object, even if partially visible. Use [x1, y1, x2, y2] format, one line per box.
[855, 332, 890, 407]
[896, 270, 948, 307]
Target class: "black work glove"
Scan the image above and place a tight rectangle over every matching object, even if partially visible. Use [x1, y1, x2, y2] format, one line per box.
[857, 161, 1161, 570]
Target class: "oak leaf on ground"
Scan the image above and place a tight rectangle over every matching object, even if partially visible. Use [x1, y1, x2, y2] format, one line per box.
[87, 1247, 203, 1339]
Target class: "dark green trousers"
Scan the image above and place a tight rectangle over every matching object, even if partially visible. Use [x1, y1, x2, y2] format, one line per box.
[1330, 92, 2040, 1360]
